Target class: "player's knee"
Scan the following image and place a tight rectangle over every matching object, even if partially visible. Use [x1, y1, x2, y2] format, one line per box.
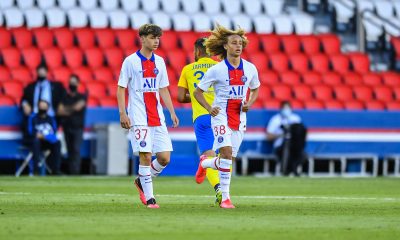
[157, 156, 170, 166]
[219, 148, 232, 160]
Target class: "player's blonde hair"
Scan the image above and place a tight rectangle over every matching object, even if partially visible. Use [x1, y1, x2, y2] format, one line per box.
[205, 24, 248, 59]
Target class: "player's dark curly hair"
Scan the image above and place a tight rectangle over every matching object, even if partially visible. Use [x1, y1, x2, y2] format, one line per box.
[205, 24, 248, 59]
[138, 24, 163, 37]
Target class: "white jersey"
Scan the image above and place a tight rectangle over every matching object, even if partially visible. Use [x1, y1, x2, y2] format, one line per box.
[197, 58, 260, 131]
[266, 113, 302, 148]
[118, 51, 169, 127]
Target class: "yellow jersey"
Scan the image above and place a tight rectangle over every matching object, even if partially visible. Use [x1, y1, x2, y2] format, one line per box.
[178, 57, 217, 122]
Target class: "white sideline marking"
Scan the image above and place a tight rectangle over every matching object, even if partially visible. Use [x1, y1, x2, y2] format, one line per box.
[1, 192, 399, 202]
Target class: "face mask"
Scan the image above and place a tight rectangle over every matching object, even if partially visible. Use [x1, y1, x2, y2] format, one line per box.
[37, 76, 46, 82]
[38, 109, 47, 116]
[281, 107, 292, 118]
[69, 84, 78, 92]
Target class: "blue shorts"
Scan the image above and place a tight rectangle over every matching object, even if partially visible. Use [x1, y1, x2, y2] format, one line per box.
[193, 114, 214, 154]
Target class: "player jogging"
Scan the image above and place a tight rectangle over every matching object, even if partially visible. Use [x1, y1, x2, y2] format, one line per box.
[117, 24, 179, 209]
[177, 38, 221, 204]
[193, 24, 260, 208]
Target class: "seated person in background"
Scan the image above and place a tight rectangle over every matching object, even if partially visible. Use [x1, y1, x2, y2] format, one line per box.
[266, 101, 306, 176]
[26, 100, 62, 175]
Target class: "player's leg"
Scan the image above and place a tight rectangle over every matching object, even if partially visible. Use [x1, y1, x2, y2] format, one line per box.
[218, 145, 234, 208]
[152, 125, 173, 177]
[137, 152, 159, 208]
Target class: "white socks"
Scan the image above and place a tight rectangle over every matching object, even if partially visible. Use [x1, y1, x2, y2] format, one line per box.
[150, 159, 166, 177]
[218, 158, 232, 201]
[201, 157, 220, 170]
[138, 165, 154, 201]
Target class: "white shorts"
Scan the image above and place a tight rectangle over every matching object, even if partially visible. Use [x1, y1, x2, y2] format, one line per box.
[212, 124, 244, 158]
[129, 125, 173, 154]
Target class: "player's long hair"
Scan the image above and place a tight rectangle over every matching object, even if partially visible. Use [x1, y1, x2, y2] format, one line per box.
[205, 24, 248, 59]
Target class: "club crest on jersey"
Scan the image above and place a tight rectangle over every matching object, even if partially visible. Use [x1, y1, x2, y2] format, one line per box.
[153, 68, 159, 75]
[241, 75, 247, 83]
[218, 136, 224, 143]
[140, 141, 147, 147]
[143, 78, 157, 88]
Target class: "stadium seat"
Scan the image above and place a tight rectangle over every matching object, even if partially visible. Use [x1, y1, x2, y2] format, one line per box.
[192, 13, 212, 32]
[365, 100, 385, 110]
[37, 0, 56, 9]
[64, 48, 84, 68]
[344, 100, 365, 110]
[320, 34, 341, 54]
[120, 0, 139, 12]
[374, 0, 394, 19]
[67, 8, 89, 28]
[244, 33, 261, 54]
[24, 7, 45, 28]
[87, 96, 100, 107]
[80, 0, 98, 10]
[353, 85, 373, 101]
[171, 13, 193, 31]
[258, 87, 272, 101]
[362, 72, 382, 86]
[84, 48, 104, 69]
[262, 0, 284, 16]
[259, 70, 279, 85]
[160, 0, 179, 14]
[264, 99, 281, 109]
[160, 31, 179, 50]
[3, 7, 24, 28]
[93, 29, 115, 49]
[99, 0, 118, 11]
[291, 13, 314, 35]
[304, 99, 324, 109]
[313, 84, 333, 100]
[393, 87, 400, 100]
[74, 28, 96, 48]
[269, 53, 289, 72]
[1, 81, 24, 102]
[293, 84, 313, 101]
[374, 86, 394, 102]
[42, 48, 63, 70]
[10, 66, 32, 84]
[221, 0, 241, 15]
[290, 99, 304, 109]
[106, 83, 117, 97]
[108, 10, 130, 29]
[115, 29, 138, 50]
[73, 66, 94, 82]
[280, 71, 301, 85]
[289, 53, 309, 73]
[343, 72, 363, 86]
[0, 28, 12, 48]
[32, 28, 54, 49]
[99, 96, 118, 107]
[348, 52, 370, 73]
[322, 71, 342, 86]
[329, 54, 350, 74]
[232, 14, 253, 33]
[0, 95, 16, 106]
[21, 48, 42, 70]
[324, 100, 345, 110]
[151, 11, 172, 30]
[53, 28, 74, 48]
[260, 34, 281, 54]
[281, 35, 301, 54]
[381, 72, 400, 87]
[0, 0, 14, 9]
[334, 85, 353, 101]
[0, 67, 11, 82]
[1, 48, 21, 68]
[299, 35, 321, 55]
[253, 15, 274, 34]
[167, 50, 188, 72]
[310, 54, 329, 73]
[271, 84, 292, 100]
[85, 81, 107, 98]
[130, 11, 151, 29]
[247, 53, 269, 71]
[45, 7, 67, 27]
[273, 15, 294, 34]
[302, 71, 322, 85]
[51, 67, 72, 83]
[12, 28, 33, 49]
[93, 67, 114, 83]
[242, 0, 262, 15]
[104, 48, 124, 70]
[386, 101, 400, 110]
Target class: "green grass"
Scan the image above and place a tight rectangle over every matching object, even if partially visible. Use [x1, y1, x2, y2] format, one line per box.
[1, 177, 400, 240]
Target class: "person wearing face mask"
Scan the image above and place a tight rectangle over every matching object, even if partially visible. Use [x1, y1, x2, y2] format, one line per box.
[58, 74, 87, 175]
[266, 101, 305, 176]
[26, 100, 62, 175]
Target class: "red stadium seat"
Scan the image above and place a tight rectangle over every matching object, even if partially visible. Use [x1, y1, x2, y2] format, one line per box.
[160, 30, 179, 50]
[324, 100, 345, 110]
[259, 70, 279, 85]
[343, 72, 363, 86]
[64, 48, 83, 68]
[0, 95, 16, 106]
[0, 28, 12, 48]
[106, 83, 116, 97]
[167, 66, 178, 83]
[344, 100, 364, 110]
[260, 34, 280, 54]
[393, 87, 400, 100]
[251, 100, 264, 109]
[86, 81, 107, 98]
[293, 84, 313, 101]
[0, 67, 11, 82]
[43, 48, 63, 70]
[167, 50, 188, 72]
[365, 100, 385, 110]
[391, 36, 400, 61]
[87, 96, 100, 107]
[258, 87, 272, 101]
[155, 48, 167, 59]
[269, 53, 289, 72]
[289, 53, 309, 73]
[362, 72, 382, 86]
[32, 28, 54, 49]
[244, 33, 261, 54]
[264, 99, 281, 109]
[248, 53, 269, 71]
[52, 67, 72, 84]
[302, 71, 322, 85]
[93, 67, 114, 83]
[319, 34, 341, 54]
[304, 99, 324, 109]
[11, 28, 33, 48]
[299, 35, 320, 55]
[381, 71, 400, 87]
[1, 48, 21, 68]
[94, 28, 116, 49]
[321, 71, 342, 86]
[280, 35, 301, 54]
[123, 48, 136, 58]
[374, 86, 394, 102]
[115, 29, 139, 50]
[386, 101, 400, 110]
[73, 66, 94, 82]
[84, 48, 104, 68]
[11, 67, 33, 85]
[329, 54, 350, 74]
[310, 54, 329, 73]
[271, 84, 292, 100]
[74, 28, 96, 48]
[53, 28, 74, 49]
[104, 48, 124, 70]
[334, 85, 353, 101]
[99, 96, 118, 107]
[279, 71, 301, 85]
[179, 31, 199, 52]
[353, 85, 373, 101]
[313, 84, 333, 100]
[347, 52, 370, 73]
[290, 99, 304, 109]
[21, 47, 42, 70]
[1, 81, 24, 102]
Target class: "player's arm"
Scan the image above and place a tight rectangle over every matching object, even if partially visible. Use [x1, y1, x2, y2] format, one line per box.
[159, 87, 179, 127]
[194, 69, 220, 117]
[117, 86, 131, 129]
[242, 87, 259, 112]
[177, 87, 191, 103]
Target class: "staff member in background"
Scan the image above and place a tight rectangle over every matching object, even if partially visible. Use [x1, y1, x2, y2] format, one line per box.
[58, 74, 87, 175]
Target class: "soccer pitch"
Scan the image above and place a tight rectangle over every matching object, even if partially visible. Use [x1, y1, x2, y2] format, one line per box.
[1, 177, 399, 240]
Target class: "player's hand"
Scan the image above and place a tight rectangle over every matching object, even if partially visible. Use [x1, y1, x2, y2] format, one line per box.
[36, 133, 44, 139]
[208, 106, 221, 117]
[171, 113, 179, 128]
[119, 112, 131, 129]
[242, 101, 251, 112]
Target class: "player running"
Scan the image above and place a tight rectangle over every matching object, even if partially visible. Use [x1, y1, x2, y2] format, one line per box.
[193, 25, 260, 208]
[177, 38, 221, 204]
[117, 24, 179, 209]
